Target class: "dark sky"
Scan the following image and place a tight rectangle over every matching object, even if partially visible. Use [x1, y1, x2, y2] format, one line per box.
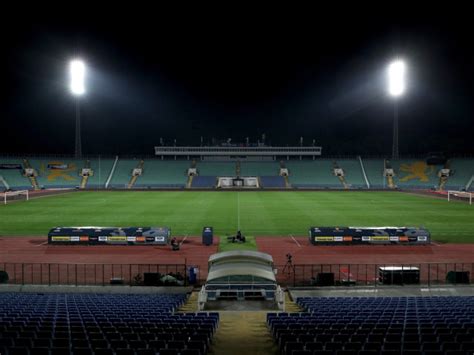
[1, 10, 473, 157]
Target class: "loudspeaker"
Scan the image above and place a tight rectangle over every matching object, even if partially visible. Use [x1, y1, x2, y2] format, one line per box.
[446, 271, 470, 284]
[110, 277, 124, 285]
[380, 269, 419, 285]
[316, 272, 335, 286]
[144, 273, 160, 286]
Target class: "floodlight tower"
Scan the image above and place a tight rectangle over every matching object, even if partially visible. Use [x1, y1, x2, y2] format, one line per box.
[387, 59, 405, 160]
[69, 59, 86, 158]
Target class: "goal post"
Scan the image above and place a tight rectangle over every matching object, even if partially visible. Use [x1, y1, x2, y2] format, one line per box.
[447, 190, 472, 205]
[1, 190, 29, 205]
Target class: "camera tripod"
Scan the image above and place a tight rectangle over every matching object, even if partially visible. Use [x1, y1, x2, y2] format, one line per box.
[282, 255, 295, 276]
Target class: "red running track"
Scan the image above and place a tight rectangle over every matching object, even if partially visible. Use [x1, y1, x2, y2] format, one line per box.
[256, 236, 474, 265]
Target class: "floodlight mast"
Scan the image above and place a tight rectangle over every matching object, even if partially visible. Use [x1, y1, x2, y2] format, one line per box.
[69, 59, 86, 158]
[387, 59, 405, 160]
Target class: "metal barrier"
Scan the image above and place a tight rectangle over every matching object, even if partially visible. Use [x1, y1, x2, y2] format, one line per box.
[274, 263, 474, 287]
[0, 263, 188, 286]
[1, 262, 473, 287]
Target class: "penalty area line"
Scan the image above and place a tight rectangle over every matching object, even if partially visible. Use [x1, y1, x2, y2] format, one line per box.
[290, 234, 301, 248]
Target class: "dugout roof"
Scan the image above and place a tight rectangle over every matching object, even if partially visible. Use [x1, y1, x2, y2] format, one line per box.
[206, 251, 276, 283]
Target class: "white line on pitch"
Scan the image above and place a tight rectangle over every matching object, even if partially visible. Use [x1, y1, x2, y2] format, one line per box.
[237, 192, 240, 231]
[290, 235, 301, 247]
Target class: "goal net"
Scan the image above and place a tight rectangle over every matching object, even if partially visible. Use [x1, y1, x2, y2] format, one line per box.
[1, 190, 29, 205]
[447, 190, 472, 205]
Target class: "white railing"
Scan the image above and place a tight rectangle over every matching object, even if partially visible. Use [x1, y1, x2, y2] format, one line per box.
[198, 286, 207, 311]
[276, 285, 285, 311]
[0, 175, 9, 190]
[155, 146, 322, 156]
[105, 156, 119, 189]
[358, 156, 370, 189]
[466, 175, 474, 191]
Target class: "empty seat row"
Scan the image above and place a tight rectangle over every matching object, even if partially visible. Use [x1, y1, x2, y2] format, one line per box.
[269, 296, 474, 355]
[0, 293, 217, 355]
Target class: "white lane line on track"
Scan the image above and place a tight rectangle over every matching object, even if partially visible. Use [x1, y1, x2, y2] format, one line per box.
[36, 241, 48, 246]
[290, 234, 301, 247]
[179, 235, 188, 246]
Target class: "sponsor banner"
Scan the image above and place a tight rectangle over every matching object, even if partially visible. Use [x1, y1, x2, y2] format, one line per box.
[371, 236, 389, 241]
[108, 236, 126, 242]
[408, 236, 418, 242]
[315, 236, 333, 242]
[389, 236, 399, 242]
[362, 236, 371, 241]
[155, 236, 165, 242]
[98, 236, 108, 242]
[343, 236, 353, 242]
[80, 236, 89, 242]
[136, 236, 146, 242]
[127, 236, 136, 242]
[89, 236, 99, 242]
[48, 164, 68, 170]
[70, 236, 80, 242]
[417, 236, 428, 242]
[0, 164, 22, 169]
[146, 237, 155, 242]
[333, 236, 344, 242]
[399, 236, 409, 242]
[352, 236, 362, 242]
[51, 236, 70, 241]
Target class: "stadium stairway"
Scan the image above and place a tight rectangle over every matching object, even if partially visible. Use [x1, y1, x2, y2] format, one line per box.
[186, 174, 194, 188]
[236, 161, 241, 176]
[387, 174, 396, 189]
[334, 161, 349, 189]
[22, 159, 39, 190]
[209, 311, 279, 355]
[280, 161, 291, 188]
[285, 291, 303, 312]
[383, 159, 397, 189]
[127, 159, 144, 189]
[79, 160, 91, 189]
[437, 160, 451, 191]
[178, 292, 199, 312]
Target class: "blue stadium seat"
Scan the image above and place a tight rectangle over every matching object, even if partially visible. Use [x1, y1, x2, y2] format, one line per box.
[269, 296, 474, 355]
[0, 292, 215, 355]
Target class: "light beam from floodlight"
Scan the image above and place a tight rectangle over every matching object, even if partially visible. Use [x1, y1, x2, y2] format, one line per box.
[387, 59, 405, 97]
[70, 59, 86, 96]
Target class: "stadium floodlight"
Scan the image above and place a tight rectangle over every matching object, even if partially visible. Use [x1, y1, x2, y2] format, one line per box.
[69, 59, 86, 158]
[387, 58, 406, 160]
[387, 59, 405, 97]
[69, 59, 86, 96]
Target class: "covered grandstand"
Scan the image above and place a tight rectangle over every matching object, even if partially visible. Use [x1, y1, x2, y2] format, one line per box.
[2, 153, 473, 192]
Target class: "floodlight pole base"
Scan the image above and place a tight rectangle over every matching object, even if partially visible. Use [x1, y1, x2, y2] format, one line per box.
[392, 101, 399, 160]
[75, 99, 82, 159]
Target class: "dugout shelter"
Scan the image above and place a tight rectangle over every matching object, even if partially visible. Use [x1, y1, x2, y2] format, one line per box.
[202, 250, 277, 301]
[48, 226, 171, 245]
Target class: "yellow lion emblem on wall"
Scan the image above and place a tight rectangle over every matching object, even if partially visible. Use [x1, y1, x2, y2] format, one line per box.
[40, 161, 78, 181]
[399, 161, 434, 182]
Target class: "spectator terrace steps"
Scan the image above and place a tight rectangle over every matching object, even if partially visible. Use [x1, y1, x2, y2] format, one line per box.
[209, 311, 279, 355]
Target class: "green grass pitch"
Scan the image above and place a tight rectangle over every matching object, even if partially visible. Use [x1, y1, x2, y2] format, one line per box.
[0, 191, 472, 243]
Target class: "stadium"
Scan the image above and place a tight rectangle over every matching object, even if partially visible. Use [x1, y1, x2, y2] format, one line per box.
[1, 13, 474, 355]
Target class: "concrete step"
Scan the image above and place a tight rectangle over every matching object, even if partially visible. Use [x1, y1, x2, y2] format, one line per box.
[209, 311, 278, 355]
[178, 291, 198, 313]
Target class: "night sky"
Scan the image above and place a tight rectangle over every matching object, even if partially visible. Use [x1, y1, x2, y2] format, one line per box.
[1, 10, 473, 157]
